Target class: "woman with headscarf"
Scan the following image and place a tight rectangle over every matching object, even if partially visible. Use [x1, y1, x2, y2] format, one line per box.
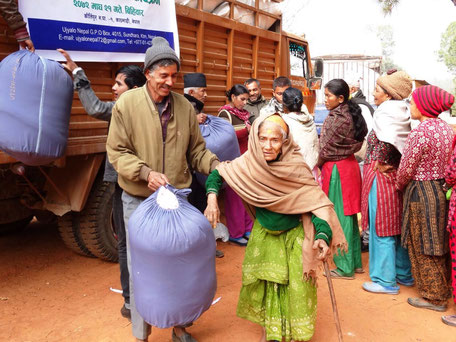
[443, 124, 456, 326]
[318, 79, 368, 280]
[204, 114, 347, 342]
[281, 87, 319, 175]
[396, 85, 454, 312]
[217, 84, 253, 245]
[361, 70, 415, 295]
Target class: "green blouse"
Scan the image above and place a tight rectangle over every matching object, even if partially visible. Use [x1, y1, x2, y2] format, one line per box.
[205, 169, 332, 244]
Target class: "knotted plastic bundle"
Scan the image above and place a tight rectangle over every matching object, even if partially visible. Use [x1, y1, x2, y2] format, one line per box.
[0, 50, 73, 165]
[196, 115, 240, 186]
[128, 185, 216, 328]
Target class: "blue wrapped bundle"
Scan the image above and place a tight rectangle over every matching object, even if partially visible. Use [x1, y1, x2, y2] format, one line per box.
[196, 115, 240, 185]
[0, 50, 73, 165]
[128, 185, 216, 328]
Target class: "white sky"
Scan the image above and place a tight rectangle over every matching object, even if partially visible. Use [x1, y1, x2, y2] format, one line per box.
[281, 0, 456, 90]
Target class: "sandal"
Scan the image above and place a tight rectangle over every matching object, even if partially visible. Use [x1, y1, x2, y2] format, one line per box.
[324, 269, 355, 280]
[229, 236, 248, 246]
[172, 330, 198, 342]
[354, 268, 365, 274]
[362, 281, 399, 294]
[407, 297, 447, 312]
[396, 278, 414, 286]
[442, 315, 456, 327]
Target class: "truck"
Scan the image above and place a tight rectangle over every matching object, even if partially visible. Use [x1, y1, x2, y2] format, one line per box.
[0, 0, 323, 261]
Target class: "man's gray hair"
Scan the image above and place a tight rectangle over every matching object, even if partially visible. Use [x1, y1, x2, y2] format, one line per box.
[148, 58, 178, 73]
[184, 87, 199, 94]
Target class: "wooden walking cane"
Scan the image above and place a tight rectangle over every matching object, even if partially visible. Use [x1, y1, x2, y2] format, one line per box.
[323, 260, 344, 342]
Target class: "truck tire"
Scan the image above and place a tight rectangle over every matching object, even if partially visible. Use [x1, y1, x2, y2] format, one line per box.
[79, 178, 119, 262]
[57, 212, 95, 257]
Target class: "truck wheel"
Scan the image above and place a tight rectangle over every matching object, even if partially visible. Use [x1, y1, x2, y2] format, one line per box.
[57, 212, 95, 257]
[79, 179, 119, 262]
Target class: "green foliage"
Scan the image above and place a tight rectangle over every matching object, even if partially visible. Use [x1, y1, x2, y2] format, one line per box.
[439, 22, 456, 76]
[380, 0, 456, 15]
[377, 0, 399, 15]
[438, 21, 456, 94]
[377, 25, 399, 73]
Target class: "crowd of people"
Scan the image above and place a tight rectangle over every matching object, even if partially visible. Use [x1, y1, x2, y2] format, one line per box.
[58, 39, 456, 341]
[2, 4, 456, 339]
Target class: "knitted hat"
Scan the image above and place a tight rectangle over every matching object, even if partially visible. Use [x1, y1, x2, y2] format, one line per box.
[144, 37, 180, 72]
[184, 73, 206, 88]
[412, 85, 455, 118]
[376, 70, 412, 100]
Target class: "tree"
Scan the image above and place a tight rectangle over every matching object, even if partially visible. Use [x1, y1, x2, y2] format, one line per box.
[379, 0, 455, 14]
[377, 0, 399, 15]
[377, 25, 399, 73]
[438, 21, 456, 93]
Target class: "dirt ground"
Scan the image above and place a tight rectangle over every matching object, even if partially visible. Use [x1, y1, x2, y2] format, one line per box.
[1, 221, 456, 342]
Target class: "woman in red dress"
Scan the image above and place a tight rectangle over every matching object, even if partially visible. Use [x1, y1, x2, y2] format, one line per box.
[397, 85, 454, 314]
[218, 85, 251, 154]
[217, 84, 253, 245]
[361, 71, 414, 295]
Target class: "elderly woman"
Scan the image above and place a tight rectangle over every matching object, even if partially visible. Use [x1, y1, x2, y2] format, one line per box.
[361, 70, 414, 295]
[397, 85, 454, 312]
[204, 114, 347, 342]
[218, 84, 253, 245]
[318, 79, 368, 279]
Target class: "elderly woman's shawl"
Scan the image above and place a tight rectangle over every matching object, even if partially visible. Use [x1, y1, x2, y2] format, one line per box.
[282, 111, 319, 170]
[216, 114, 348, 279]
[373, 100, 411, 154]
[319, 103, 364, 161]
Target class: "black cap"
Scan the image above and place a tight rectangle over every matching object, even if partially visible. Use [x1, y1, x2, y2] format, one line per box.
[184, 73, 206, 88]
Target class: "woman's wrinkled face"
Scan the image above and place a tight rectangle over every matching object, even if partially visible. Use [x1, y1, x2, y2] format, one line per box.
[231, 93, 249, 110]
[374, 84, 390, 106]
[258, 121, 284, 161]
[324, 88, 344, 110]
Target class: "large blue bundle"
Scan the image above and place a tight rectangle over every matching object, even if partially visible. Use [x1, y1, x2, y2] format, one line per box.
[0, 50, 73, 165]
[196, 115, 240, 185]
[128, 185, 216, 328]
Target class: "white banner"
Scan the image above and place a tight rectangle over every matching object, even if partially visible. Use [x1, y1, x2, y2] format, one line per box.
[19, 0, 179, 62]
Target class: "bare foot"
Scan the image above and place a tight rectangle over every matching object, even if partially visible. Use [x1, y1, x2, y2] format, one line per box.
[259, 327, 266, 342]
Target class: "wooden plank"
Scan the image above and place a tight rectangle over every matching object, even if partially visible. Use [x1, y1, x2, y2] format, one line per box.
[196, 21, 204, 72]
[176, 6, 281, 41]
[253, 35, 259, 79]
[227, 28, 234, 90]
[69, 122, 108, 130]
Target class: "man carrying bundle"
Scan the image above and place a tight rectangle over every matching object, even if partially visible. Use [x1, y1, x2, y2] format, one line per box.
[107, 37, 219, 342]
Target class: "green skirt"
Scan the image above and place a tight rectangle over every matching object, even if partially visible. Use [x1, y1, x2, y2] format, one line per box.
[236, 220, 317, 341]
